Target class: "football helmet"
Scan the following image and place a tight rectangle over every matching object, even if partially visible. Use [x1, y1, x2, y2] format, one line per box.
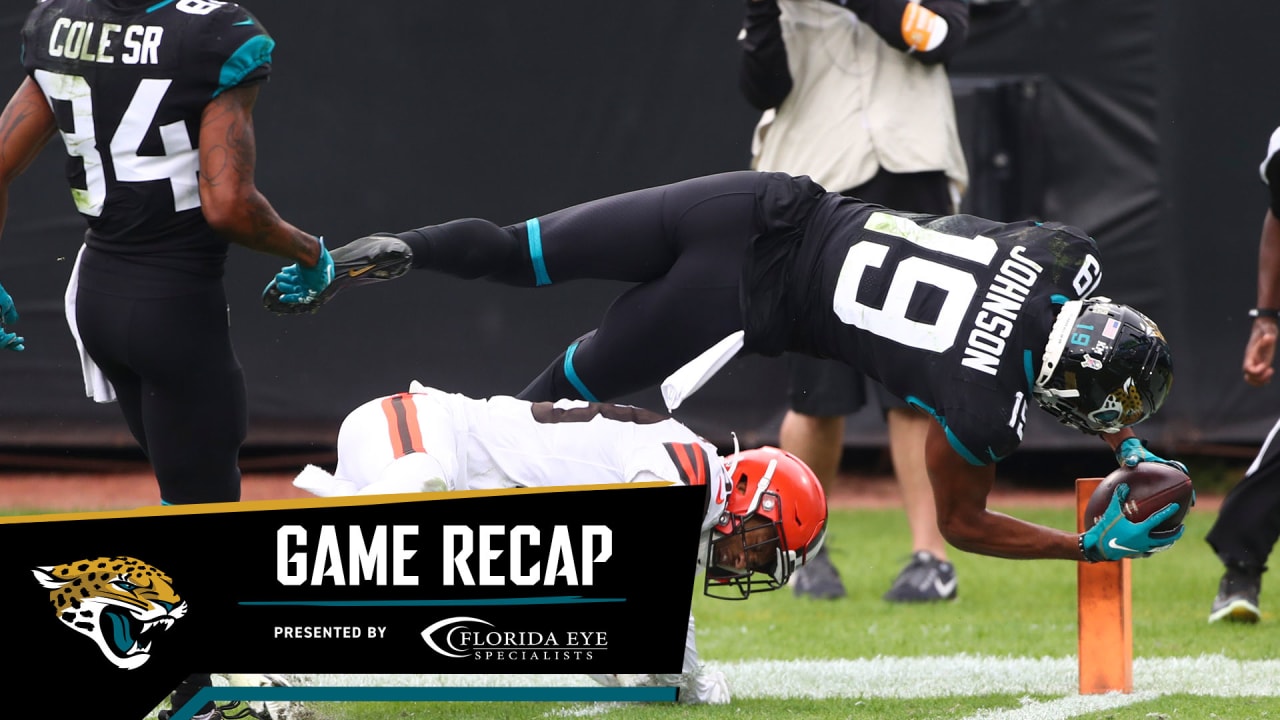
[1033, 298, 1173, 434]
[704, 446, 827, 599]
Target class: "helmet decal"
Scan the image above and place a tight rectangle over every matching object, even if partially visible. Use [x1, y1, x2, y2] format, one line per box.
[1033, 299, 1173, 434]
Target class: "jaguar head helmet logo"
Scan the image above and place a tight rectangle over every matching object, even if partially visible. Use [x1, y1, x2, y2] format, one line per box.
[32, 556, 187, 670]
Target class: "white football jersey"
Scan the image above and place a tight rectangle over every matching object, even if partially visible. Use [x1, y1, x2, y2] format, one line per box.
[328, 383, 728, 536]
[298, 383, 729, 690]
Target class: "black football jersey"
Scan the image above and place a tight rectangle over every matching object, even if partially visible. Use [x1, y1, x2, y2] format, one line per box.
[773, 194, 1103, 466]
[21, 0, 273, 273]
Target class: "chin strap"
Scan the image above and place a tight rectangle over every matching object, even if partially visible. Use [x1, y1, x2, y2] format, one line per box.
[1035, 299, 1085, 397]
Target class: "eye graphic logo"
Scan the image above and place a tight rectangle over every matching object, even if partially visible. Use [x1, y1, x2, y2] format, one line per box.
[32, 556, 187, 670]
[421, 616, 493, 658]
[421, 617, 606, 662]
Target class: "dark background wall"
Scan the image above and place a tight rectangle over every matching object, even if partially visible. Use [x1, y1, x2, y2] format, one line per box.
[0, 0, 1277, 458]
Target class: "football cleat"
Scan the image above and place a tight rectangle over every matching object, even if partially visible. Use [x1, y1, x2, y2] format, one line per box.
[791, 544, 846, 600]
[883, 550, 957, 603]
[1209, 566, 1262, 624]
[263, 234, 413, 314]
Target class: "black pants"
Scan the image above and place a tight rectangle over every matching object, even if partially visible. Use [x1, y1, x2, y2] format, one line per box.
[75, 250, 246, 504]
[399, 171, 767, 402]
[1205, 416, 1280, 573]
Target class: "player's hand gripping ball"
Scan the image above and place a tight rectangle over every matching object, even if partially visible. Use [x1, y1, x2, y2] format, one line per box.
[1085, 462, 1194, 540]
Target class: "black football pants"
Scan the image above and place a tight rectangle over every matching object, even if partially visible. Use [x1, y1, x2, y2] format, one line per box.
[396, 171, 768, 402]
[75, 281, 246, 504]
[1205, 416, 1280, 573]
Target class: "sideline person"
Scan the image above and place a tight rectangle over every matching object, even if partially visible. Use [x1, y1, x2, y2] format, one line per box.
[738, 0, 971, 603]
[1205, 123, 1280, 624]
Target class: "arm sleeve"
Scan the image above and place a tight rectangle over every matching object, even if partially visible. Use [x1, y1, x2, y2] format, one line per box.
[833, 0, 970, 65]
[1261, 126, 1280, 216]
[738, 0, 793, 111]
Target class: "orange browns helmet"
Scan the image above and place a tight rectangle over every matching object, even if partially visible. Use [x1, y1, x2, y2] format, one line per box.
[704, 446, 828, 599]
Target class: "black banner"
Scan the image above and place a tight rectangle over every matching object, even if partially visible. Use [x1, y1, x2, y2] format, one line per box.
[7, 484, 706, 719]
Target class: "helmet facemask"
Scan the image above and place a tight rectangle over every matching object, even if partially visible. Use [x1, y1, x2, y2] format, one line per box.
[1033, 299, 1173, 434]
[704, 453, 827, 600]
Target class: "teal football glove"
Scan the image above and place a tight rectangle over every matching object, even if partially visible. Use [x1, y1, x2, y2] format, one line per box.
[1080, 483, 1184, 561]
[1115, 437, 1189, 474]
[267, 238, 334, 305]
[0, 280, 24, 352]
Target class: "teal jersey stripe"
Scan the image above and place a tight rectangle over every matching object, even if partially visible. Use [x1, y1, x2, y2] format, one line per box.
[147, 0, 176, 12]
[564, 341, 599, 402]
[1023, 349, 1036, 396]
[214, 34, 275, 98]
[527, 218, 552, 286]
[906, 395, 987, 466]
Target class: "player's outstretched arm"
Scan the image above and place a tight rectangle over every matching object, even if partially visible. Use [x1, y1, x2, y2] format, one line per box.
[0, 78, 57, 352]
[197, 84, 331, 299]
[925, 423, 1083, 560]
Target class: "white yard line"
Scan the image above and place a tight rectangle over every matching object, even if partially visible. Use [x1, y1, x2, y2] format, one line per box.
[301, 654, 1280, 701]
[958, 693, 1157, 720]
[716, 655, 1280, 697]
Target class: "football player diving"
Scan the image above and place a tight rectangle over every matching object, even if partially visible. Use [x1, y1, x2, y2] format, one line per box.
[293, 381, 829, 705]
[267, 169, 1189, 566]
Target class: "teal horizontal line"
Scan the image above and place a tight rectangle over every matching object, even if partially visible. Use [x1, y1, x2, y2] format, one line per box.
[239, 596, 626, 607]
[174, 686, 677, 717]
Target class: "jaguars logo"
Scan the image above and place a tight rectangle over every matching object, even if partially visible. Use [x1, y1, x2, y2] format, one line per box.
[1089, 377, 1147, 428]
[32, 556, 186, 670]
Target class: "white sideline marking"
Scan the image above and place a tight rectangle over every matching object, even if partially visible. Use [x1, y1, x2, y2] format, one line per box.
[302, 654, 1280, 699]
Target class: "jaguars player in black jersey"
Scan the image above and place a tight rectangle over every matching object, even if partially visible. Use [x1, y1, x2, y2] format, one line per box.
[2, 3, 331, 713]
[267, 170, 1189, 565]
[0, 0, 333, 506]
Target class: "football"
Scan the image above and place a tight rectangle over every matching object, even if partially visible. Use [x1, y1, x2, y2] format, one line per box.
[1085, 462, 1193, 539]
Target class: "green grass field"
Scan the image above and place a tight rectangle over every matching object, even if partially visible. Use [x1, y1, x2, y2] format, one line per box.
[205, 503, 1277, 720]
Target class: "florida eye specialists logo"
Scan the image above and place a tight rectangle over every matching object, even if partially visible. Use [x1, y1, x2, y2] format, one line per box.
[31, 556, 187, 670]
[421, 616, 607, 661]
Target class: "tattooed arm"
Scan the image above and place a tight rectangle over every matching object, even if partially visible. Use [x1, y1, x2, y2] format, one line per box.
[0, 78, 57, 240]
[0, 78, 57, 350]
[198, 84, 321, 266]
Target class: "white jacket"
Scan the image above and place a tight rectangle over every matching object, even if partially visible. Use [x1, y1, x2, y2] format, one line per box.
[751, 0, 968, 201]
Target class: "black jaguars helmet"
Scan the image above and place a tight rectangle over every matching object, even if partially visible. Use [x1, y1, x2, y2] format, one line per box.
[1032, 298, 1173, 434]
